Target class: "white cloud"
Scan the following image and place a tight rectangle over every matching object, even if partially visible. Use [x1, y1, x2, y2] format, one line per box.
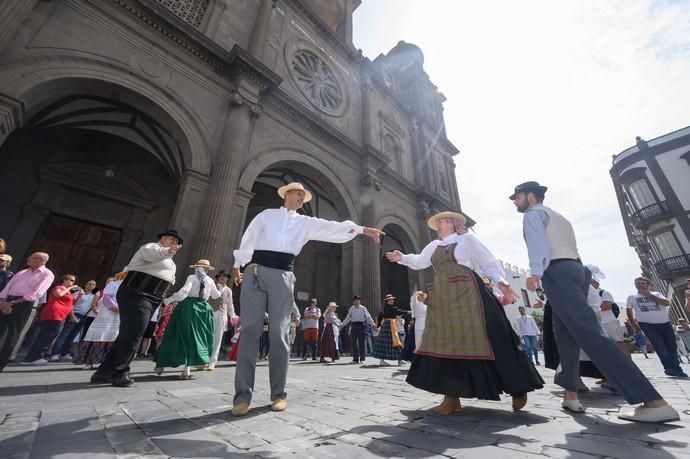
[354, 0, 690, 299]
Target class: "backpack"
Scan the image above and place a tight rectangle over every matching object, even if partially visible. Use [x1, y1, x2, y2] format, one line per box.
[599, 289, 620, 318]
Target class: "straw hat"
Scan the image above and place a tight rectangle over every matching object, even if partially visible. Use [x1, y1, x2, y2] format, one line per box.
[427, 211, 466, 230]
[190, 259, 215, 271]
[277, 182, 313, 203]
[0, 254, 12, 263]
[327, 301, 338, 309]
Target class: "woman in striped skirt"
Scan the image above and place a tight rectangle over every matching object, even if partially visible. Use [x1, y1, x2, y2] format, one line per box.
[372, 294, 404, 366]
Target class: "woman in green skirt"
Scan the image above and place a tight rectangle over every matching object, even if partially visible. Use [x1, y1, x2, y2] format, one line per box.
[154, 259, 221, 379]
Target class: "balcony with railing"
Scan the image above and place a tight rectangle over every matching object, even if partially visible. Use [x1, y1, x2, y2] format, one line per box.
[654, 254, 690, 280]
[630, 201, 672, 229]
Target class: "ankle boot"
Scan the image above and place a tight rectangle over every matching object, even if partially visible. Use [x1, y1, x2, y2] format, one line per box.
[432, 396, 461, 415]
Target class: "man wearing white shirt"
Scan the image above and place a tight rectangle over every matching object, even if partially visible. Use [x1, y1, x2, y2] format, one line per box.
[231, 182, 383, 416]
[626, 277, 687, 378]
[515, 306, 541, 365]
[340, 295, 375, 364]
[91, 230, 181, 387]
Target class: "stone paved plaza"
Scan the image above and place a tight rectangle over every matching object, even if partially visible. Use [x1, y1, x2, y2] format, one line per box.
[1, 354, 690, 458]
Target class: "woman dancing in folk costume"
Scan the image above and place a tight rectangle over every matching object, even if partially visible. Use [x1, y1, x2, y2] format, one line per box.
[318, 301, 341, 362]
[75, 273, 125, 368]
[400, 291, 428, 361]
[372, 293, 404, 366]
[386, 211, 544, 414]
[154, 259, 220, 380]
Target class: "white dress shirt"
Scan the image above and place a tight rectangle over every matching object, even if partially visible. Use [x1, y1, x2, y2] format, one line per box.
[164, 273, 221, 305]
[233, 207, 364, 268]
[398, 233, 507, 284]
[215, 284, 235, 317]
[341, 304, 375, 327]
[410, 294, 427, 348]
[126, 242, 177, 284]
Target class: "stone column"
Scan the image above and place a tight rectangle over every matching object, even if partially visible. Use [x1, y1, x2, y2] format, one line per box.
[0, 0, 40, 53]
[192, 46, 281, 269]
[0, 94, 24, 149]
[193, 96, 258, 267]
[168, 170, 210, 275]
[248, 0, 273, 62]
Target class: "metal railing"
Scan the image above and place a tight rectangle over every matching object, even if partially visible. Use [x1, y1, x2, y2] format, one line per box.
[630, 201, 671, 228]
[654, 254, 690, 278]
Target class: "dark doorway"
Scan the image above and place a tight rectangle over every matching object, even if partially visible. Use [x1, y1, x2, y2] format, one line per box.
[27, 214, 122, 286]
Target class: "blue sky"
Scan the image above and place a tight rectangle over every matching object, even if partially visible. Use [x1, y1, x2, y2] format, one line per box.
[353, 0, 690, 300]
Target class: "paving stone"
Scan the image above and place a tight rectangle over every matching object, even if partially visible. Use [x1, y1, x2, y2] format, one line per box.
[0, 354, 688, 458]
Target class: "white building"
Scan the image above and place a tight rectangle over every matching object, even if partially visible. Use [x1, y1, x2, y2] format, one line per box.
[610, 131, 690, 323]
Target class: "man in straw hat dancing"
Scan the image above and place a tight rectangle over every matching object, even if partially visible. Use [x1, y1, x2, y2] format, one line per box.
[511, 180, 679, 423]
[91, 230, 182, 387]
[231, 182, 384, 415]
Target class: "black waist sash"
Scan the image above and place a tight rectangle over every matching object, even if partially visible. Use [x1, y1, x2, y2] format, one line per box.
[250, 250, 295, 271]
[122, 271, 172, 297]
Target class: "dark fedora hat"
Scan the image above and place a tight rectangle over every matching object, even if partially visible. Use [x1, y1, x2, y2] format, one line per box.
[157, 229, 183, 245]
[509, 181, 548, 200]
[215, 269, 230, 280]
[352, 295, 362, 300]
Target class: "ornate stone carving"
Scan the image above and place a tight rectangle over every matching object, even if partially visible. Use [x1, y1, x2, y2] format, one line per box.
[155, 0, 209, 28]
[284, 40, 348, 117]
[291, 49, 343, 113]
[361, 173, 381, 191]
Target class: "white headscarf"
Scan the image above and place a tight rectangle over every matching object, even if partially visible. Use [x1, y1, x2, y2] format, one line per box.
[585, 264, 606, 283]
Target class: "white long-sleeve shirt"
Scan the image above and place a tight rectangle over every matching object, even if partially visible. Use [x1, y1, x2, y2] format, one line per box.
[398, 233, 506, 284]
[164, 273, 221, 305]
[514, 314, 540, 337]
[216, 284, 235, 317]
[410, 294, 427, 348]
[233, 207, 364, 268]
[125, 242, 177, 284]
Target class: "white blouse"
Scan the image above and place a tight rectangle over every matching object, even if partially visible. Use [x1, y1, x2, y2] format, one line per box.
[164, 273, 221, 305]
[233, 207, 363, 268]
[398, 233, 506, 284]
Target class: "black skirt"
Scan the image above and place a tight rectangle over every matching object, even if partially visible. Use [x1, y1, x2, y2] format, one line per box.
[543, 302, 605, 379]
[406, 273, 544, 400]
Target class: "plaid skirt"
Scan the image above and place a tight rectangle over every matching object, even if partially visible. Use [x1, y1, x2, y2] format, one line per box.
[372, 320, 401, 360]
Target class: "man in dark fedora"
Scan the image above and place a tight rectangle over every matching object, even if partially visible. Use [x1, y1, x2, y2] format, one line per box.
[340, 295, 376, 364]
[511, 181, 679, 423]
[91, 230, 182, 387]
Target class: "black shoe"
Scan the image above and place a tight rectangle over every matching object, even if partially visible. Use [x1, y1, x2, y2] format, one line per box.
[112, 375, 134, 387]
[90, 373, 113, 384]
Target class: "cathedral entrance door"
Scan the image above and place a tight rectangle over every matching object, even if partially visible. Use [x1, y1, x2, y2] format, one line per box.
[28, 215, 122, 286]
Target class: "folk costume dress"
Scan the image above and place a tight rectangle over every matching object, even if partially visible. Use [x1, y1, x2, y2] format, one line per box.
[318, 308, 341, 361]
[154, 270, 220, 370]
[397, 233, 544, 401]
[372, 303, 403, 360]
[76, 280, 122, 365]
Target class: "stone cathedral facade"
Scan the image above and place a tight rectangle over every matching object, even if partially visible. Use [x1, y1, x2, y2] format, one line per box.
[0, 0, 463, 313]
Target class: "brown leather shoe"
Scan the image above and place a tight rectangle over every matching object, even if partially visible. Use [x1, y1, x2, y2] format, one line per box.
[432, 396, 461, 415]
[512, 394, 528, 411]
[271, 399, 287, 412]
[231, 402, 250, 416]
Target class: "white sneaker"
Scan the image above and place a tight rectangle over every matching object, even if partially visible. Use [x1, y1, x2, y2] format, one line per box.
[49, 355, 60, 362]
[27, 359, 49, 365]
[562, 399, 586, 413]
[619, 405, 680, 423]
[379, 359, 391, 367]
[61, 354, 73, 362]
[398, 360, 407, 366]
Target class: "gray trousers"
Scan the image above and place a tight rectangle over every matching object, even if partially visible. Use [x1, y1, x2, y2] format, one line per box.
[542, 260, 661, 404]
[233, 265, 295, 405]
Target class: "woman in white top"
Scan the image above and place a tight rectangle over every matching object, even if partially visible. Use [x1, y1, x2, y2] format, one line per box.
[207, 270, 236, 370]
[318, 302, 341, 362]
[154, 259, 221, 379]
[386, 211, 543, 415]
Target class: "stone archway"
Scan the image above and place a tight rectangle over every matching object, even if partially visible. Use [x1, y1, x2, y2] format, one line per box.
[379, 221, 421, 312]
[0, 80, 204, 284]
